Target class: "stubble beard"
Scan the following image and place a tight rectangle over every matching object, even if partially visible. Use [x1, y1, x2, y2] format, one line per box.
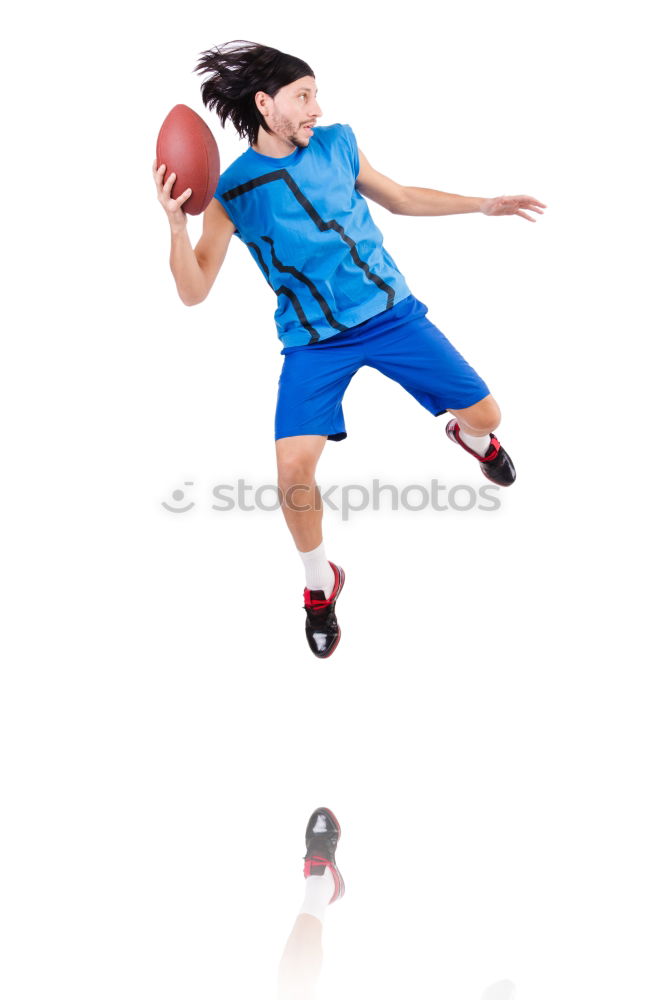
[271, 108, 309, 149]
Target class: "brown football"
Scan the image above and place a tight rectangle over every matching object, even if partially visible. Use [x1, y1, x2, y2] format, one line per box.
[156, 104, 220, 215]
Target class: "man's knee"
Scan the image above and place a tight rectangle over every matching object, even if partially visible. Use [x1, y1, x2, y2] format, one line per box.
[276, 450, 318, 489]
[455, 395, 501, 435]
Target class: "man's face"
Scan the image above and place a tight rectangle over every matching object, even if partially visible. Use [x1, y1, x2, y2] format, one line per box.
[258, 75, 323, 148]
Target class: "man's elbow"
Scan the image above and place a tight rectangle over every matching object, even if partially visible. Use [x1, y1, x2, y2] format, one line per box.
[389, 188, 410, 215]
[179, 285, 209, 307]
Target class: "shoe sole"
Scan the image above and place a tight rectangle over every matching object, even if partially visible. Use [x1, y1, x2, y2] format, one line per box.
[312, 565, 345, 659]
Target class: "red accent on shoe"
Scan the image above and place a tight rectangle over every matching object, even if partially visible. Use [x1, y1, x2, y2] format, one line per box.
[303, 562, 341, 608]
[329, 866, 343, 903]
[447, 419, 501, 462]
[482, 437, 501, 462]
[303, 857, 343, 902]
[304, 856, 328, 877]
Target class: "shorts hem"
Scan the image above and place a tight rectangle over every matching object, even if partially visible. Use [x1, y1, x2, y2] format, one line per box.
[275, 429, 348, 442]
[433, 388, 491, 416]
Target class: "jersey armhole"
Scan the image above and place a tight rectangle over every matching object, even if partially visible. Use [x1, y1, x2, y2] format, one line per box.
[213, 184, 240, 235]
[342, 124, 360, 179]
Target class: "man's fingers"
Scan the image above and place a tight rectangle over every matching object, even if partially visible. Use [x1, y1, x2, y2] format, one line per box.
[175, 188, 192, 207]
[152, 162, 168, 195]
[485, 194, 546, 220]
[517, 195, 547, 208]
[164, 171, 177, 195]
[504, 196, 546, 205]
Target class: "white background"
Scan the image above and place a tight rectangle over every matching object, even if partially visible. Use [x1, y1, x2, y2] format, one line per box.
[2, 2, 660, 998]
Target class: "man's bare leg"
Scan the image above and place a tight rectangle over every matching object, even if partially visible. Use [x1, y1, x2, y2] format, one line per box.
[446, 393, 516, 486]
[278, 808, 344, 1000]
[277, 914, 324, 1000]
[448, 392, 501, 441]
[276, 434, 328, 553]
[276, 434, 345, 655]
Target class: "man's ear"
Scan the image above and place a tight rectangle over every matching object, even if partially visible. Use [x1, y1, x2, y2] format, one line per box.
[255, 90, 270, 114]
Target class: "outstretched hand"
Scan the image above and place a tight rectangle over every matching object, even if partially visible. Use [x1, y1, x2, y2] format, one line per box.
[480, 195, 547, 222]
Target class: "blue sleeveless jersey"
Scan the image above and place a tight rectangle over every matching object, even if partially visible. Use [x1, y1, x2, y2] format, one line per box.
[214, 123, 412, 347]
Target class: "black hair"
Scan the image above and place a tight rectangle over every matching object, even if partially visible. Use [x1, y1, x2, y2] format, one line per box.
[195, 40, 315, 147]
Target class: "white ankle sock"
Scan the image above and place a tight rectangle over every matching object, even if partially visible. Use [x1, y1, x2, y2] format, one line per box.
[459, 429, 492, 457]
[299, 541, 335, 598]
[299, 865, 335, 922]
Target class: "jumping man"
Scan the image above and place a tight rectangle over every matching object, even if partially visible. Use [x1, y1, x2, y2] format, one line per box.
[153, 40, 546, 659]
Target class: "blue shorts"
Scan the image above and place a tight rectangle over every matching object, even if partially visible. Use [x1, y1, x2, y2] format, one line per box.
[275, 294, 490, 441]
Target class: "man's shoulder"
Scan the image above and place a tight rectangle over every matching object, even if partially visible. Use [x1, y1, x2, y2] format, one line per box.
[315, 123, 359, 177]
[313, 122, 354, 145]
[314, 122, 345, 137]
[213, 123, 358, 203]
[216, 148, 253, 192]
[310, 124, 358, 176]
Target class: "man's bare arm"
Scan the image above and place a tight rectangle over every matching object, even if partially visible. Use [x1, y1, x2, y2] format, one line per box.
[355, 149, 546, 221]
[153, 161, 236, 305]
[184, 197, 236, 304]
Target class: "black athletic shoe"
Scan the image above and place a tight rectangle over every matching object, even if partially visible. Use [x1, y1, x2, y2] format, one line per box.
[303, 806, 345, 903]
[445, 418, 516, 486]
[303, 562, 345, 658]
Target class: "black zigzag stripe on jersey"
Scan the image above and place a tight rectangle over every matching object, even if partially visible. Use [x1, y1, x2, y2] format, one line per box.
[246, 241, 322, 343]
[262, 237, 349, 335]
[222, 169, 396, 308]
[246, 242, 271, 281]
[276, 287, 322, 343]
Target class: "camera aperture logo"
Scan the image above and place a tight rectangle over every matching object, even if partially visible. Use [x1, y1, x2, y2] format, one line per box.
[162, 478, 501, 520]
